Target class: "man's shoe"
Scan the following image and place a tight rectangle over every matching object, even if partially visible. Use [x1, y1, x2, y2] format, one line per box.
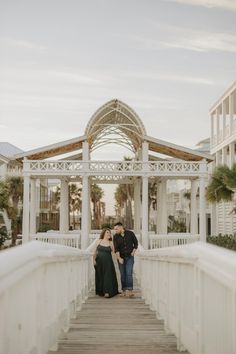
[128, 290, 134, 298]
[119, 291, 126, 297]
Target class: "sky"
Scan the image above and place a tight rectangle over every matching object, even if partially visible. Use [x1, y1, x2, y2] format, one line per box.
[0, 0, 236, 213]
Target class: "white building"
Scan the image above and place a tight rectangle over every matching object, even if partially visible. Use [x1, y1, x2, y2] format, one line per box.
[0, 142, 23, 178]
[210, 81, 236, 235]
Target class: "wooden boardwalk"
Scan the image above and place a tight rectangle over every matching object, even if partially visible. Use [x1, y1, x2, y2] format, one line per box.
[48, 286, 188, 354]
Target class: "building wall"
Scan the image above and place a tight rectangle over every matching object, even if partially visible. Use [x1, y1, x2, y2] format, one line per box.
[210, 81, 236, 235]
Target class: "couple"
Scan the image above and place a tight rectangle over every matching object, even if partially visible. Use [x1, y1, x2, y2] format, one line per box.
[93, 222, 138, 298]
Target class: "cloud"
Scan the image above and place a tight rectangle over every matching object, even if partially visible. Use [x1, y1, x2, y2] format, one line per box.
[0, 37, 46, 51]
[122, 24, 236, 53]
[166, 0, 236, 11]
[124, 71, 214, 85]
[1, 67, 103, 86]
[160, 30, 236, 53]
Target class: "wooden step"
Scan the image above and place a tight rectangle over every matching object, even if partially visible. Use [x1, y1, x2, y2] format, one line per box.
[48, 287, 189, 354]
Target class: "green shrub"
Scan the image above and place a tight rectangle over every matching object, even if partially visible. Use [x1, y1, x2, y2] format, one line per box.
[0, 226, 9, 248]
[38, 223, 53, 232]
[207, 234, 236, 251]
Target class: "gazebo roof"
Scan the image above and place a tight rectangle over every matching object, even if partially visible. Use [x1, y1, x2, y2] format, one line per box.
[13, 100, 213, 162]
[14, 135, 86, 160]
[85, 99, 146, 152]
[146, 136, 213, 161]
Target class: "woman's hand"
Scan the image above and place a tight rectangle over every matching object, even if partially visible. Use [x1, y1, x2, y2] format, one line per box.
[118, 257, 124, 264]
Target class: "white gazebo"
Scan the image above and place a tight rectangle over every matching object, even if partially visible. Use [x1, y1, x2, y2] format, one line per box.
[14, 99, 213, 249]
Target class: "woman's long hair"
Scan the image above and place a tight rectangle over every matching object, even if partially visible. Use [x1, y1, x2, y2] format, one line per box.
[99, 228, 112, 240]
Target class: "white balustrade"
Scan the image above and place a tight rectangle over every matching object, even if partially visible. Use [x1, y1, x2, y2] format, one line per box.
[32, 232, 81, 249]
[136, 242, 236, 354]
[0, 240, 92, 354]
[23, 160, 205, 177]
[149, 233, 200, 249]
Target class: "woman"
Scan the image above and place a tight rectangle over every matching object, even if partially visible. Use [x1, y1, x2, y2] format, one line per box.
[93, 228, 119, 298]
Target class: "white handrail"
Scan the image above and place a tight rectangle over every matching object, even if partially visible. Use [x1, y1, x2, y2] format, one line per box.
[0, 241, 90, 354]
[136, 242, 236, 354]
[32, 233, 81, 249]
[149, 233, 200, 249]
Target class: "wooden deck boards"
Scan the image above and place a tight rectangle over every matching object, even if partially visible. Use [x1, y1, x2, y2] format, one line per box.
[48, 287, 188, 354]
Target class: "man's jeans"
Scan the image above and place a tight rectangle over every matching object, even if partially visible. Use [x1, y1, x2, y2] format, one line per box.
[118, 255, 134, 291]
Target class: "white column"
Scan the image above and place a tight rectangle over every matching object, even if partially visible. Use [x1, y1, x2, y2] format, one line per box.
[22, 175, 30, 243]
[210, 114, 214, 147]
[222, 100, 226, 138]
[215, 150, 220, 166]
[142, 141, 149, 162]
[60, 179, 69, 233]
[160, 179, 168, 234]
[141, 140, 149, 248]
[190, 179, 198, 235]
[156, 181, 162, 233]
[141, 176, 149, 249]
[30, 178, 36, 236]
[229, 93, 234, 135]
[199, 176, 206, 242]
[81, 175, 89, 249]
[211, 203, 216, 235]
[229, 142, 234, 168]
[216, 107, 220, 143]
[222, 146, 227, 165]
[134, 178, 141, 234]
[88, 180, 91, 233]
[82, 140, 89, 161]
[81, 140, 90, 249]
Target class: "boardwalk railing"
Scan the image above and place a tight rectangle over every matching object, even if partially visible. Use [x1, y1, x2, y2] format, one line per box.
[0, 241, 93, 354]
[149, 233, 200, 249]
[32, 232, 81, 248]
[136, 242, 236, 354]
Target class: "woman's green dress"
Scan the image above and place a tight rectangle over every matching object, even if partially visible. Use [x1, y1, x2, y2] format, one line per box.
[95, 244, 118, 298]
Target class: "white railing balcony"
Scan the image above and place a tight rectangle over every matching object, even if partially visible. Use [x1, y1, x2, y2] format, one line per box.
[23, 160, 206, 177]
[136, 242, 236, 354]
[149, 233, 200, 249]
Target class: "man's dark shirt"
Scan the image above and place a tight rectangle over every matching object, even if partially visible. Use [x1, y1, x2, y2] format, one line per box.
[113, 230, 138, 258]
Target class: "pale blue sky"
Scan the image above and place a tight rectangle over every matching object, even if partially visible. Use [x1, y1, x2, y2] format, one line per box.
[0, 0, 236, 154]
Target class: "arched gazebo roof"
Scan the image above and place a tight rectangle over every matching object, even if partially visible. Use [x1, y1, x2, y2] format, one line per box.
[85, 99, 146, 152]
[13, 99, 213, 162]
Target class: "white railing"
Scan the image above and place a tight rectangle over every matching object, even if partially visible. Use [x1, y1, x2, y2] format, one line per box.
[24, 160, 206, 177]
[32, 232, 81, 248]
[0, 240, 93, 354]
[149, 233, 200, 249]
[136, 242, 236, 354]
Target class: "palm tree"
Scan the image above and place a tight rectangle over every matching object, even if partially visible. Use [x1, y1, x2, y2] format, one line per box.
[206, 163, 236, 214]
[115, 182, 134, 229]
[0, 177, 23, 245]
[69, 183, 82, 229]
[91, 184, 104, 229]
[0, 180, 9, 211]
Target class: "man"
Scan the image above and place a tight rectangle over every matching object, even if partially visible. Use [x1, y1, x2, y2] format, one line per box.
[113, 222, 138, 297]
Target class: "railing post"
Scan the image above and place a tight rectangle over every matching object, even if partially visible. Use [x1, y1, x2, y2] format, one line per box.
[22, 159, 30, 243]
[60, 178, 69, 233]
[190, 179, 198, 235]
[30, 178, 36, 236]
[199, 160, 207, 242]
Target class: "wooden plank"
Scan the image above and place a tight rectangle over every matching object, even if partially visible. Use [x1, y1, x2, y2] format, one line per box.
[48, 286, 189, 354]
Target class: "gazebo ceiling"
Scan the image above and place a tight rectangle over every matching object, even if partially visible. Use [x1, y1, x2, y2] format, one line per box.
[146, 136, 213, 162]
[85, 99, 146, 152]
[13, 99, 213, 162]
[14, 136, 86, 160]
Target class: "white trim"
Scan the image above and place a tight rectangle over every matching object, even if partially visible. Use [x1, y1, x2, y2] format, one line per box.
[209, 81, 236, 114]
